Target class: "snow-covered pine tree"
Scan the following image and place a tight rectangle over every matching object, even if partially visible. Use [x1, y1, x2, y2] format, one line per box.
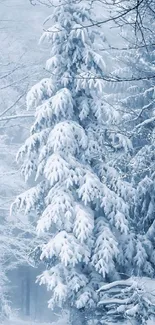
[12, 0, 134, 323]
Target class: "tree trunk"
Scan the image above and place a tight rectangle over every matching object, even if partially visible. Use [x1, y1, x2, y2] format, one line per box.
[21, 278, 24, 315]
[34, 283, 38, 321]
[25, 269, 30, 317]
[69, 307, 86, 325]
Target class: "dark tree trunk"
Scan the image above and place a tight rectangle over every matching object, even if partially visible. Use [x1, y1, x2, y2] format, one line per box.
[25, 269, 30, 317]
[34, 283, 38, 321]
[21, 278, 24, 315]
[69, 307, 86, 325]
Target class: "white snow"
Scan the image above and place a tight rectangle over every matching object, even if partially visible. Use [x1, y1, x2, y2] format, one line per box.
[3, 317, 68, 325]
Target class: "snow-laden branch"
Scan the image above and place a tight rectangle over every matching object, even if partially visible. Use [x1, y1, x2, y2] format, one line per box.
[133, 116, 155, 131]
[97, 279, 133, 293]
[98, 297, 131, 306]
[98, 277, 155, 323]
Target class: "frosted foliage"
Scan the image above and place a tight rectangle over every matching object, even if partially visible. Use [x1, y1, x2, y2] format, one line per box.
[92, 98, 114, 123]
[68, 272, 88, 293]
[11, 182, 45, 215]
[13, 0, 133, 314]
[47, 121, 87, 155]
[43, 280, 68, 310]
[134, 240, 148, 269]
[92, 219, 119, 277]
[37, 267, 67, 309]
[100, 165, 136, 207]
[129, 145, 155, 179]
[27, 78, 54, 110]
[39, 24, 66, 48]
[78, 172, 102, 205]
[17, 129, 50, 162]
[30, 88, 74, 135]
[40, 231, 90, 267]
[37, 191, 75, 234]
[109, 132, 132, 152]
[73, 204, 94, 243]
[124, 233, 135, 264]
[78, 98, 90, 121]
[44, 154, 83, 187]
[38, 268, 61, 291]
[101, 184, 129, 234]
[132, 175, 155, 276]
[76, 72, 105, 94]
[91, 98, 121, 124]
[76, 291, 92, 309]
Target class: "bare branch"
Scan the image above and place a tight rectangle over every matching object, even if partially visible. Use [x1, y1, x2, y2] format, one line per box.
[0, 114, 34, 122]
[0, 92, 26, 118]
[0, 76, 28, 90]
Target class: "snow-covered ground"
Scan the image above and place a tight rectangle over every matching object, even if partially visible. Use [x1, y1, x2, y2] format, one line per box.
[3, 316, 64, 325]
[3, 316, 155, 325]
[3, 318, 120, 325]
[3, 318, 68, 325]
[4, 319, 51, 325]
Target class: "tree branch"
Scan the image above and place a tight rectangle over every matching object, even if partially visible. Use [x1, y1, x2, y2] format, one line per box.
[0, 114, 34, 122]
[97, 279, 134, 293]
[98, 297, 131, 306]
[0, 92, 26, 118]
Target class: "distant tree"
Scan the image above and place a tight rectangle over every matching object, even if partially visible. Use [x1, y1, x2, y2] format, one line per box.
[111, 3, 155, 278]
[97, 4, 155, 324]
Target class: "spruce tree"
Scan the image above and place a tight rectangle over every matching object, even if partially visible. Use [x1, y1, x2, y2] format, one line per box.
[12, 1, 134, 323]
